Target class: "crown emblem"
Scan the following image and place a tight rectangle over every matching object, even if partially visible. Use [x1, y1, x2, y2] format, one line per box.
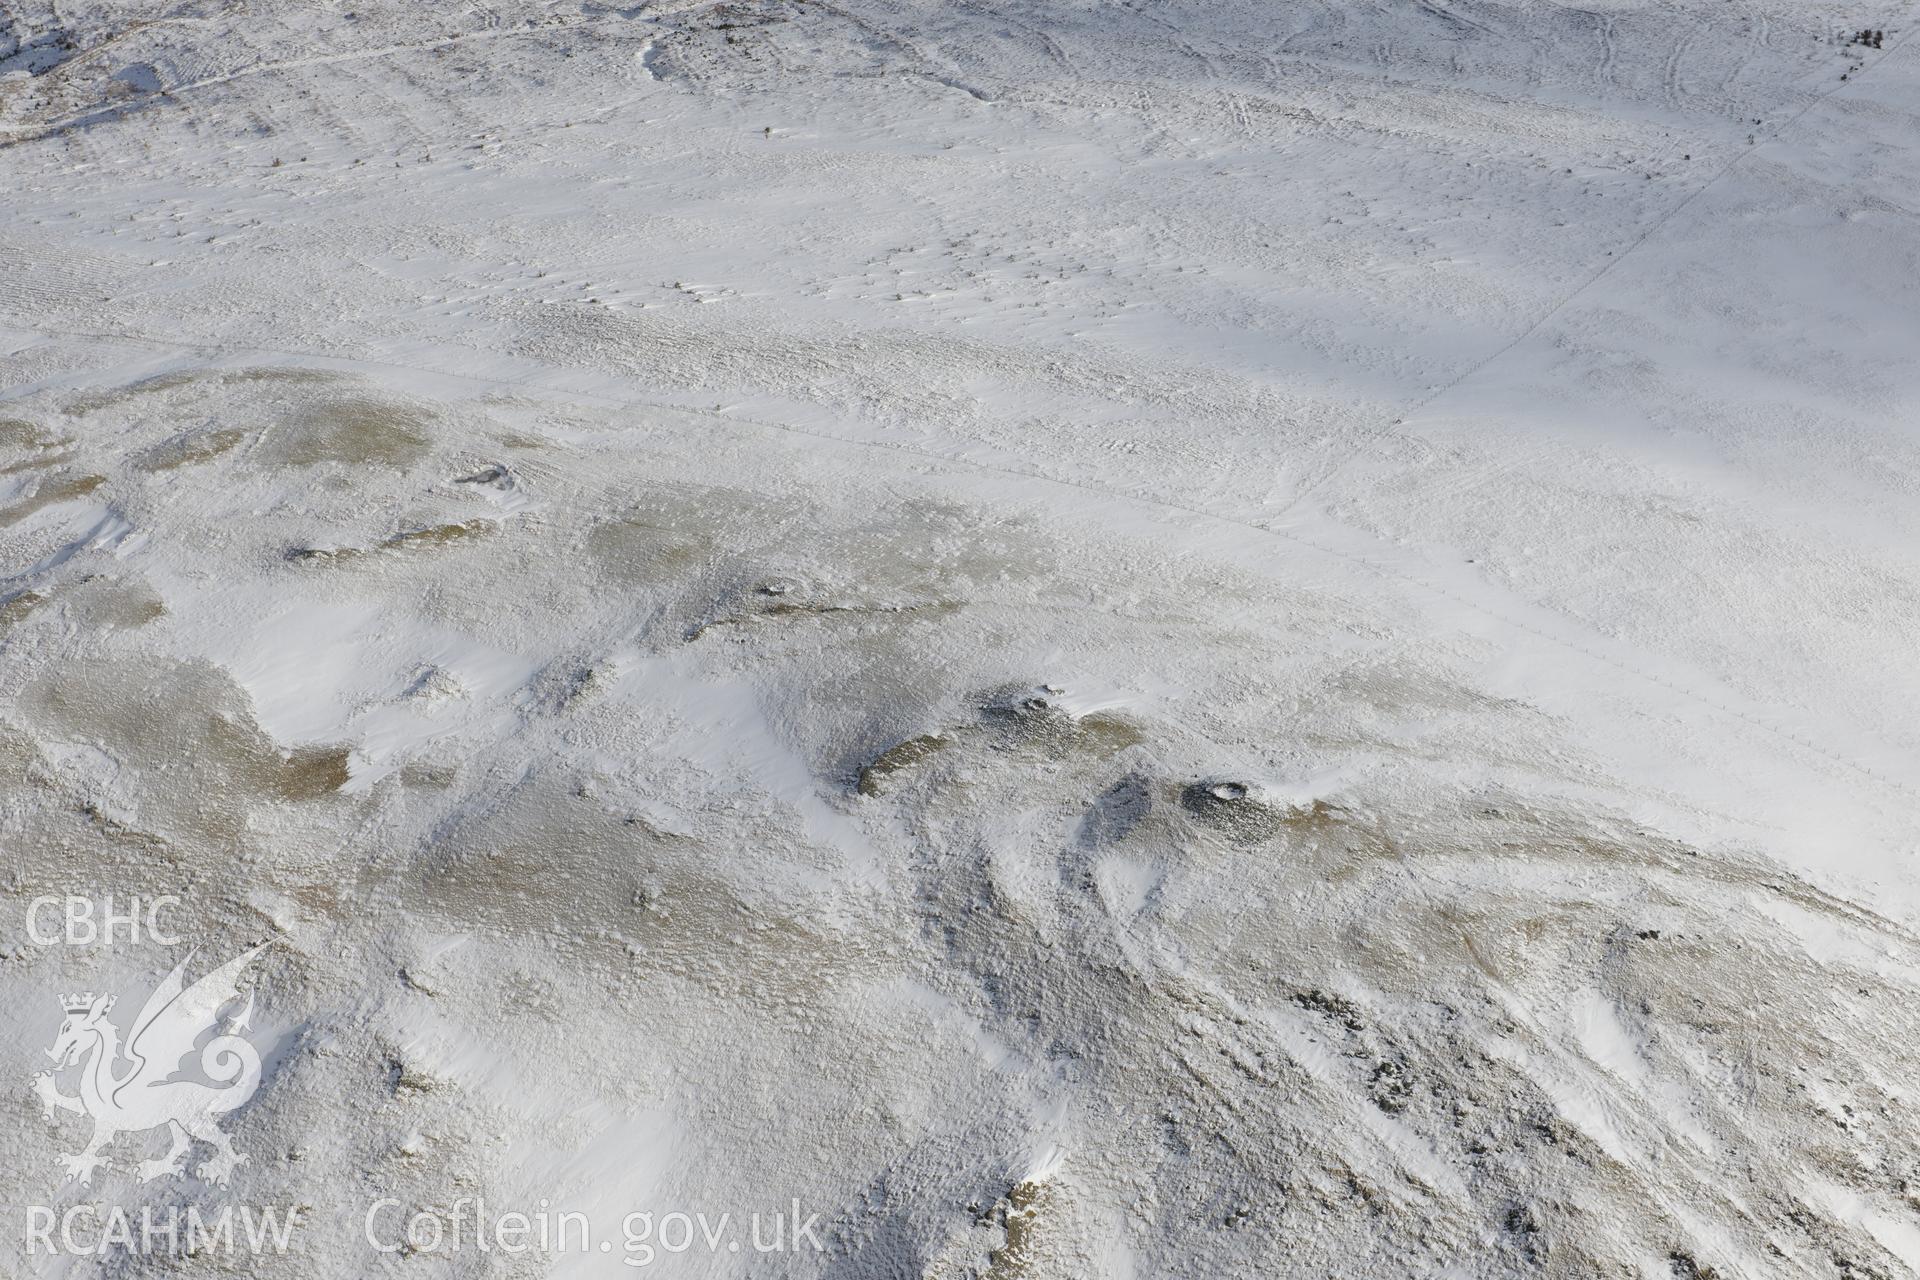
[61, 993, 101, 1015]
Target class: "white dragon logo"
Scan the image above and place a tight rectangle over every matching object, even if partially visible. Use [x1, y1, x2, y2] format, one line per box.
[32, 944, 270, 1187]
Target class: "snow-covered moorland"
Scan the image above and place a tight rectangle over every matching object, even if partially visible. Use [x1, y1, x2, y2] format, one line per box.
[2, 0, 1919, 1275]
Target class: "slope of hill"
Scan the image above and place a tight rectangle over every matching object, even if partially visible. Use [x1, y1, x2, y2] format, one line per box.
[2, 2, 1917, 1276]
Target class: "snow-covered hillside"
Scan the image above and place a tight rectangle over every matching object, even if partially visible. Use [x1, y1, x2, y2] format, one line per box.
[2, 1, 1918, 1276]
